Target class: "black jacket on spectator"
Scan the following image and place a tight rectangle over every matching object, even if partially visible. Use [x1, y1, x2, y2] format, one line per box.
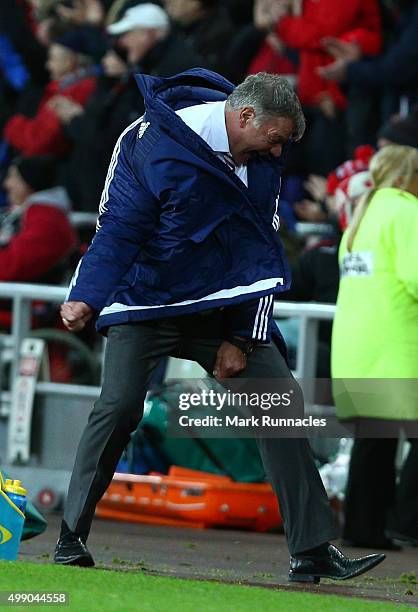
[170, 6, 237, 76]
[284, 242, 340, 309]
[278, 240, 340, 378]
[346, 2, 418, 119]
[224, 0, 254, 27]
[137, 31, 205, 78]
[62, 33, 204, 212]
[62, 74, 141, 212]
[225, 25, 266, 84]
[280, 239, 340, 349]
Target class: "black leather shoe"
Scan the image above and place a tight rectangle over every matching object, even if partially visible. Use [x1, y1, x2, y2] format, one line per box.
[289, 544, 385, 584]
[54, 533, 95, 567]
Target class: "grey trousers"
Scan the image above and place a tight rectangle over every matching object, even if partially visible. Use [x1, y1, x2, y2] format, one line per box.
[64, 313, 337, 554]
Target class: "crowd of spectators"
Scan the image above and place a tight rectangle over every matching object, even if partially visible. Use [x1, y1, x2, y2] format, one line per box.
[0, 0, 417, 362]
[0, 0, 417, 270]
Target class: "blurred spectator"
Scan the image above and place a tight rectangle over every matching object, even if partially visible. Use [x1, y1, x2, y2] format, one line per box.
[377, 106, 418, 149]
[47, 0, 111, 60]
[292, 173, 329, 223]
[326, 144, 375, 195]
[226, 0, 298, 84]
[3, 28, 97, 157]
[332, 144, 418, 549]
[0, 35, 29, 94]
[0, 0, 49, 89]
[163, 0, 237, 74]
[0, 155, 77, 282]
[0, 0, 50, 133]
[0, 34, 30, 132]
[280, 145, 374, 226]
[58, 43, 136, 211]
[53, 0, 107, 27]
[247, 0, 297, 78]
[274, 0, 382, 174]
[333, 170, 373, 232]
[107, 2, 203, 73]
[57, 3, 203, 211]
[320, 0, 418, 123]
[223, 0, 254, 27]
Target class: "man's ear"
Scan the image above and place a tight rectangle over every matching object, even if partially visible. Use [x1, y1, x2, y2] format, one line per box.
[239, 107, 255, 128]
[393, 176, 405, 189]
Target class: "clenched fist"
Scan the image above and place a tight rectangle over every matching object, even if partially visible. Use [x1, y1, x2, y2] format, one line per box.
[213, 341, 247, 379]
[60, 301, 94, 332]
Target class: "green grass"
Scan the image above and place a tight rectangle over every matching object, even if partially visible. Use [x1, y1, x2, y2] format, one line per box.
[0, 561, 410, 612]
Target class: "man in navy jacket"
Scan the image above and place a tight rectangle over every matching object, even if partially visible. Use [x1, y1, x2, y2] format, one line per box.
[55, 69, 385, 582]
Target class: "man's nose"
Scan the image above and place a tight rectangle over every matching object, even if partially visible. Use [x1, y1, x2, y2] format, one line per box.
[270, 144, 282, 157]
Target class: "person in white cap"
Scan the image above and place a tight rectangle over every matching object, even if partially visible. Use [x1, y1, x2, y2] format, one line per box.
[107, 2, 203, 73]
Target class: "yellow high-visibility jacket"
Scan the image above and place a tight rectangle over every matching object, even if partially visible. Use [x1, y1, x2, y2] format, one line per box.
[331, 187, 418, 420]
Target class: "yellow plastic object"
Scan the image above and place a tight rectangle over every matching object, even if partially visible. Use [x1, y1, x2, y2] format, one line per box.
[0, 471, 25, 560]
[4, 480, 27, 497]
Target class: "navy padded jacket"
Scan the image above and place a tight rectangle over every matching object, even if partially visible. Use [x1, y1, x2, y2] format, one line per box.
[68, 68, 291, 344]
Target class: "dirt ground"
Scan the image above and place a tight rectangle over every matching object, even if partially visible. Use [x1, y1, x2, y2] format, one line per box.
[19, 513, 417, 607]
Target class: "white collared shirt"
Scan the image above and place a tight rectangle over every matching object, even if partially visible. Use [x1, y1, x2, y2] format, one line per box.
[176, 101, 248, 187]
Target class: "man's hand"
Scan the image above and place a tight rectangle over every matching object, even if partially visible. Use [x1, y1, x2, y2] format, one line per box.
[321, 37, 362, 62]
[213, 341, 247, 379]
[60, 301, 93, 332]
[317, 59, 348, 82]
[304, 174, 327, 202]
[316, 91, 337, 119]
[48, 96, 84, 124]
[294, 199, 328, 221]
[254, 0, 289, 31]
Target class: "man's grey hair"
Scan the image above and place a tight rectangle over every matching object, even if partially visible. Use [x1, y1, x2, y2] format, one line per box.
[226, 72, 305, 141]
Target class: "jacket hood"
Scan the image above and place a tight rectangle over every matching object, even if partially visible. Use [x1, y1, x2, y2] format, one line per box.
[136, 68, 235, 106]
[135, 68, 235, 138]
[25, 186, 72, 212]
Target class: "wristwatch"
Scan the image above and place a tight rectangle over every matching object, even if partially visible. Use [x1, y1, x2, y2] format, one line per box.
[227, 336, 255, 356]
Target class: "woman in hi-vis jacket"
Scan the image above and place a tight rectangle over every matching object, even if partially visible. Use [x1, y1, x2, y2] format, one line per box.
[332, 145, 418, 549]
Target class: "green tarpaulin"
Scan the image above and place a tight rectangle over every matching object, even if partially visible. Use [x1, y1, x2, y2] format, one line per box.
[140, 382, 266, 483]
